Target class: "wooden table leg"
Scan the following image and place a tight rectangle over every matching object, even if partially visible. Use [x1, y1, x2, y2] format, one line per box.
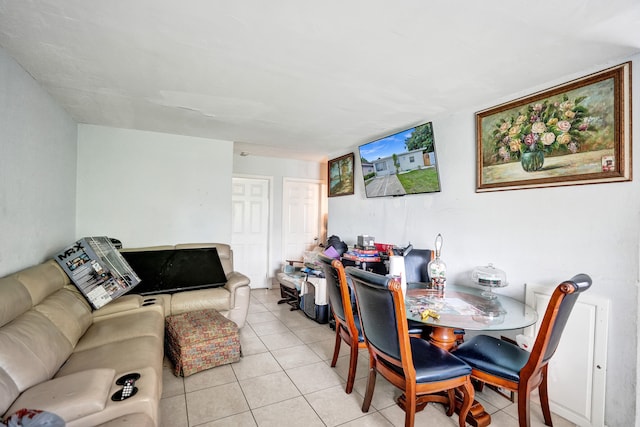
[429, 326, 458, 351]
[398, 388, 491, 427]
[455, 388, 492, 427]
[427, 327, 492, 427]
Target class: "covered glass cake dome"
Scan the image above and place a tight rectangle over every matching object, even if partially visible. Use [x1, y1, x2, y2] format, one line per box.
[471, 263, 507, 299]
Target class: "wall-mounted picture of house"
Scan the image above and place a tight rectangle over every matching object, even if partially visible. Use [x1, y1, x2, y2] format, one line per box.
[358, 122, 441, 198]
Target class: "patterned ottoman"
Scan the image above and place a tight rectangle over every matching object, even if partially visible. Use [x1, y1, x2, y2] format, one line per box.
[165, 309, 241, 377]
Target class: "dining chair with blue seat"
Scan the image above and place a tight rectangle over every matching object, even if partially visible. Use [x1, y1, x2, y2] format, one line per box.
[318, 253, 431, 394]
[403, 247, 433, 285]
[317, 253, 367, 394]
[345, 266, 474, 427]
[452, 273, 592, 427]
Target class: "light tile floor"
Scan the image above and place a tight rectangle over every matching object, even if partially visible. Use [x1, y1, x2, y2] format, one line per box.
[159, 288, 576, 427]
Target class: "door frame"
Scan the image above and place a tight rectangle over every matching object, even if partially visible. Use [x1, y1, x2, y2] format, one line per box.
[232, 173, 274, 288]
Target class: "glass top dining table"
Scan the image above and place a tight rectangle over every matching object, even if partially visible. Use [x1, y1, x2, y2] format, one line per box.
[405, 283, 538, 347]
[404, 283, 537, 427]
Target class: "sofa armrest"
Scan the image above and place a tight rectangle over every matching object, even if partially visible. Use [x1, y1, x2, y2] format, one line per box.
[225, 271, 250, 304]
[6, 369, 115, 423]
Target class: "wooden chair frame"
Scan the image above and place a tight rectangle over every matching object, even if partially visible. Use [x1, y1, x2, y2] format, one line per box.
[457, 275, 591, 427]
[346, 267, 474, 427]
[318, 254, 366, 394]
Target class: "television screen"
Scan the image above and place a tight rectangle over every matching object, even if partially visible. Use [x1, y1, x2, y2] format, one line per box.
[358, 122, 441, 197]
[121, 248, 227, 295]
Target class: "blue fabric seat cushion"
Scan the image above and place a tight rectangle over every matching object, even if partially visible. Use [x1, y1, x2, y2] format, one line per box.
[453, 335, 530, 382]
[380, 337, 471, 383]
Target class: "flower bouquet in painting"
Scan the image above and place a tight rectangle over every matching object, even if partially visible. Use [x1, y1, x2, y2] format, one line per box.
[491, 95, 593, 172]
[476, 63, 630, 192]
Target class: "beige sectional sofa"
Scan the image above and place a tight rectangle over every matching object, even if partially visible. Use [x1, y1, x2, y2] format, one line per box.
[0, 242, 250, 426]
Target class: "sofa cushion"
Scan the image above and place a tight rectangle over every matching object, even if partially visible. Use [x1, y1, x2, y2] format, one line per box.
[74, 309, 164, 352]
[56, 336, 164, 384]
[0, 276, 31, 327]
[33, 289, 93, 347]
[169, 287, 231, 316]
[0, 311, 74, 415]
[0, 369, 19, 419]
[14, 261, 69, 306]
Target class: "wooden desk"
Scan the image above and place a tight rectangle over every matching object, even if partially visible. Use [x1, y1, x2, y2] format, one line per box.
[405, 284, 538, 426]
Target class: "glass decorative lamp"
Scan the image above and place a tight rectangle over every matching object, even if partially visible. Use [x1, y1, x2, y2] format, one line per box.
[427, 234, 446, 291]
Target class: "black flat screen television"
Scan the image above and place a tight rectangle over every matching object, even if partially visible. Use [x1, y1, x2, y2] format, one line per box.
[358, 121, 441, 198]
[121, 248, 227, 295]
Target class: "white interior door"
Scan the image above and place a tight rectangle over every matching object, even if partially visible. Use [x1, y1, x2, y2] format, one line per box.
[231, 176, 270, 289]
[282, 178, 323, 261]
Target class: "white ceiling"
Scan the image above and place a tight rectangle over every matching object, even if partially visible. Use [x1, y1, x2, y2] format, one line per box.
[1, 1, 639, 161]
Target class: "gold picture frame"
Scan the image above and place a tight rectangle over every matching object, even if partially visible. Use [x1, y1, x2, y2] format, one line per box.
[476, 62, 631, 192]
[328, 153, 355, 197]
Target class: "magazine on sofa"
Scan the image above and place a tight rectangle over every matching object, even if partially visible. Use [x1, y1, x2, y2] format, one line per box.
[55, 236, 141, 309]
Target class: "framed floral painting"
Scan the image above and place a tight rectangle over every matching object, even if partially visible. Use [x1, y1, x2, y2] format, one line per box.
[328, 153, 355, 197]
[476, 62, 631, 192]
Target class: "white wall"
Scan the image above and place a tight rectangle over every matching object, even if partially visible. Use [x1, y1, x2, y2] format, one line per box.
[233, 154, 327, 281]
[76, 125, 233, 247]
[328, 56, 639, 426]
[0, 47, 77, 276]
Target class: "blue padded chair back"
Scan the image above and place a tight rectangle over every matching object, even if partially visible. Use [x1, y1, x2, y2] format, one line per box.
[403, 248, 433, 283]
[318, 253, 348, 323]
[346, 267, 401, 361]
[541, 273, 592, 362]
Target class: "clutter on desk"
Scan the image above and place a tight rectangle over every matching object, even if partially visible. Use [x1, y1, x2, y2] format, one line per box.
[388, 255, 407, 295]
[327, 235, 348, 256]
[356, 234, 375, 249]
[373, 242, 393, 253]
[342, 247, 382, 262]
[323, 245, 340, 259]
[300, 248, 325, 277]
[420, 308, 440, 320]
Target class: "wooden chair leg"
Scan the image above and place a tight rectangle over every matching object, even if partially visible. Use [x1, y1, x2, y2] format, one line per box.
[330, 327, 341, 367]
[362, 360, 377, 412]
[539, 365, 553, 426]
[517, 383, 532, 427]
[472, 378, 485, 391]
[404, 386, 417, 427]
[458, 380, 475, 427]
[445, 389, 455, 416]
[345, 343, 359, 394]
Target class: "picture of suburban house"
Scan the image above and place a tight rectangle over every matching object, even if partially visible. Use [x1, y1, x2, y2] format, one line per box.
[371, 149, 435, 177]
[361, 162, 375, 177]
